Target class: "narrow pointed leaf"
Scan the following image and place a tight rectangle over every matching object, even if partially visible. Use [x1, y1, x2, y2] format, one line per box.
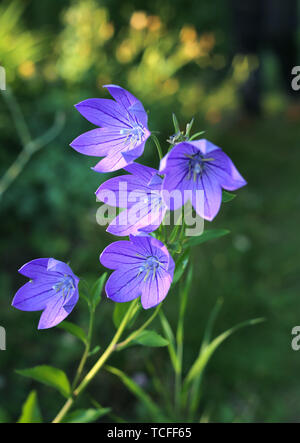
[132, 330, 169, 347]
[18, 391, 43, 423]
[222, 191, 236, 203]
[184, 318, 264, 388]
[173, 248, 190, 284]
[184, 229, 230, 248]
[91, 273, 107, 310]
[62, 408, 110, 423]
[159, 311, 179, 372]
[172, 113, 180, 133]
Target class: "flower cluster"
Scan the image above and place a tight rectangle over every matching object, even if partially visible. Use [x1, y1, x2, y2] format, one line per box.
[12, 85, 246, 327]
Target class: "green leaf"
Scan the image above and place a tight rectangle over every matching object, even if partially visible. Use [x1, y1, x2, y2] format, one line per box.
[62, 408, 110, 423]
[173, 248, 190, 284]
[133, 330, 169, 347]
[178, 265, 193, 332]
[16, 365, 71, 398]
[172, 113, 180, 133]
[105, 365, 164, 421]
[58, 321, 87, 345]
[184, 318, 264, 388]
[184, 229, 230, 248]
[91, 273, 107, 310]
[189, 130, 205, 141]
[222, 190, 236, 203]
[189, 298, 223, 416]
[18, 391, 43, 423]
[159, 311, 179, 372]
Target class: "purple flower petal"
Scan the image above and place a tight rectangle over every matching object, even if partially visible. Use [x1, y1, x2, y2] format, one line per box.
[12, 281, 56, 312]
[12, 258, 80, 329]
[96, 172, 154, 208]
[105, 265, 143, 303]
[160, 139, 246, 220]
[198, 172, 222, 221]
[190, 139, 220, 155]
[18, 258, 53, 279]
[141, 268, 173, 309]
[47, 259, 78, 283]
[121, 141, 146, 164]
[128, 101, 148, 127]
[100, 241, 142, 269]
[38, 289, 78, 330]
[103, 84, 140, 111]
[124, 163, 157, 182]
[107, 195, 166, 236]
[70, 128, 127, 157]
[75, 99, 131, 128]
[92, 150, 129, 173]
[101, 236, 174, 309]
[72, 85, 150, 172]
[206, 149, 247, 191]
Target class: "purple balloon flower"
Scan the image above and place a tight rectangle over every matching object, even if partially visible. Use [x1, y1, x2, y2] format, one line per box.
[100, 235, 174, 309]
[12, 258, 79, 330]
[160, 139, 247, 221]
[96, 163, 167, 236]
[70, 85, 151, 172]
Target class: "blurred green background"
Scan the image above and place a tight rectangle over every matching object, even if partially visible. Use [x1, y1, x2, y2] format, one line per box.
[1, 0, 300, 423]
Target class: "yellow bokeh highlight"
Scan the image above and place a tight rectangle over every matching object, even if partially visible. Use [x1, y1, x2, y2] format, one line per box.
[180, 25, 197, 43]
[147, 16, 161, 32]
[130, 11, 148, 31]
[18, 61, 35, 78]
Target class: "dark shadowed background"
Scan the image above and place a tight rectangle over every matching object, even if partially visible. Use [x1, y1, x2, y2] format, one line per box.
[1, 0, 300, 423]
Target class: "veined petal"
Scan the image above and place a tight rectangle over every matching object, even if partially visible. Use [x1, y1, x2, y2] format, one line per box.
[100, 241, 143, 269]
[129, 235, 170, 267]
[104, 84, 140, 111]
[159, 142, 198, 174]
[105, 265, 143, 303]
[70, 128, 127, 157]
[38, 289, 78, 330]
[96, 174, 153, 208]
[75, 99, 131, 128]
[189, 139, 220, 155]
[18, 258, 53, 279]
[128, 101, 148, 127]
[196, 171, 222, 221]
[93, 150, 129, 173]
[107, 195, 164, 236]
[206, 150, 247, 191]
[47, 259, 78, 283]
[124, 163, 157, 183]
[12, 281, 55, 312]
[141, 268, 173, 309]
[121, 141, 146, 164]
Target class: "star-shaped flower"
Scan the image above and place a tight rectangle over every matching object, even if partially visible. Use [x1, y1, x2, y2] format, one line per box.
[160, 139, 247, 221]
[100, 235, 174, 309]
[12, 258, 79, 329]
[70, 85, 150, 172]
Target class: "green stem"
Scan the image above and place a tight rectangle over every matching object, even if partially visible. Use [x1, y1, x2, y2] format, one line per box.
[0, 89, 65, 199]
[115, 303, 162, 350]
[52, 300, 138, 423]
[175, 306, 184, 418]
[71, 308, 95, 390]
[150, 134, 163, 161]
